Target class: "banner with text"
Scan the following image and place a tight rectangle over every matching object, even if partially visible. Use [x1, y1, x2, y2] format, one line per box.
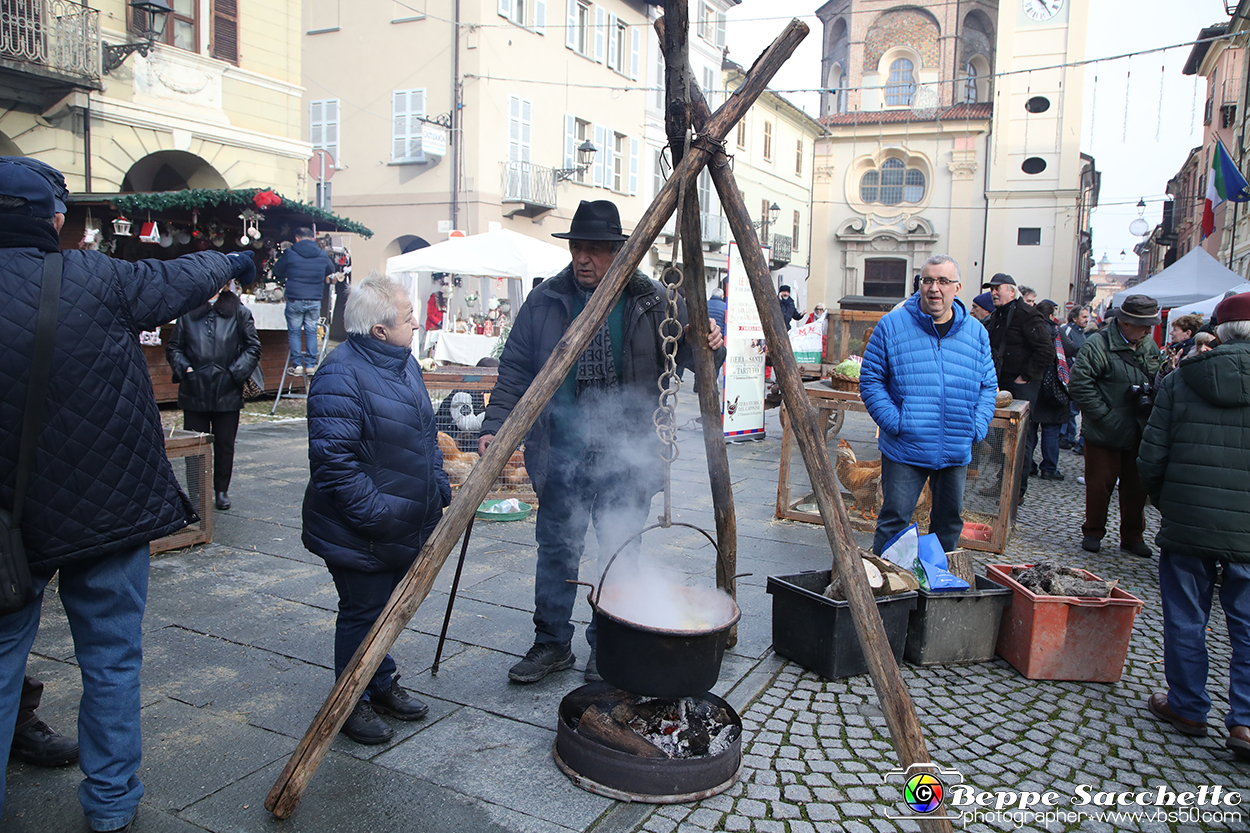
[723, 241, 769, 440]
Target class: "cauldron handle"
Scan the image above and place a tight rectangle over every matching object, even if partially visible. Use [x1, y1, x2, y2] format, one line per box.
[593, 521, 721, 604]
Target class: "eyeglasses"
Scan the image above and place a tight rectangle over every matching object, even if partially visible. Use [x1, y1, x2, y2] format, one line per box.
[919, 277, 959, 287]
[814, 306, 826, 312]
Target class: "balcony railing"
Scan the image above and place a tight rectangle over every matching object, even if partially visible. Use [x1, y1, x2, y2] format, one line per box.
[500, 161, 557, 215]
[0, 0, 101, 86]
[767, 233, 792, 265]
[661, 209, 728, 246]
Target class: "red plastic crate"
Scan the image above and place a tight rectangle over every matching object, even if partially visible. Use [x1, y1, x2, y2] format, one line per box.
[987, 564, 1144, 683]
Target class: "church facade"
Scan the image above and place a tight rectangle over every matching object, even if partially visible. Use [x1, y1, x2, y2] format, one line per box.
[808, 0, 1091, 311]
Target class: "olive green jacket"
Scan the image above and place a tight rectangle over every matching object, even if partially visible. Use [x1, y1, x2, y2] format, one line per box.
[1067, 321, 1163, 450]
[1137, 341, 1250, 562]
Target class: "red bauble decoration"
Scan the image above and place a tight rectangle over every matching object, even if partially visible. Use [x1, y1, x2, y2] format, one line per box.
[253, 190, 282, 209]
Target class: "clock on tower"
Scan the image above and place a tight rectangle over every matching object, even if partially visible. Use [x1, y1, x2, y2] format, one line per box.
[1022, 0, 1064, 22]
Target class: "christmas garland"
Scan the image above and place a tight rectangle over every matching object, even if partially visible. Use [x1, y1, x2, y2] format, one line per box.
[111, 188, 373, 237]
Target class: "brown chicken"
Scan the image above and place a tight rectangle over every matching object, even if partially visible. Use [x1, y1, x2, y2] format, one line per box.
[501, 448, 531, 487]
[835, 440, 882, 520]
[437, 431, 479, 485]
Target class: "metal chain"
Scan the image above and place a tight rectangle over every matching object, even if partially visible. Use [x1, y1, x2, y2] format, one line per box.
[652, 128, 694, 525]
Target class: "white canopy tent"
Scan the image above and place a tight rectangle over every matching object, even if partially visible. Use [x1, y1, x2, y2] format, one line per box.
[1165, 281, 1250, 330]
[1112, 248, 1245, 311]
[385, 228, 570, 282]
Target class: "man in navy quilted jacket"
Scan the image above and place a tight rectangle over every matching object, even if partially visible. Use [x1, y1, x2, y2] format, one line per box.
[273, 226, 335, 375]
[859, 254, 998, 554]
[0, 158, 253, 832]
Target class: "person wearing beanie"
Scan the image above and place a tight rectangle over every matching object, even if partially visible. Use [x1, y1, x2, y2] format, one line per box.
[1138, 291, 1250, 762]
[970, 291, 994, 323]
[777, 284, 804, 330]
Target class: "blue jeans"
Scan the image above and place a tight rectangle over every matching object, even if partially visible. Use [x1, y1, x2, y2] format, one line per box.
[285, 299, 320, 369]
[1026, 421, 1062, 474]
[532, 446, 654, 649]
[1158, 553, 1250, 730]
[1061, 401, 1080, 443]
[0, 544, 149, 831]
[873, 457, 968, 556]
[326, 564, 403, 699]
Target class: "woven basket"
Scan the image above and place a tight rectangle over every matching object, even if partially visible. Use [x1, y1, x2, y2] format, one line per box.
[827, 371, 860, 393]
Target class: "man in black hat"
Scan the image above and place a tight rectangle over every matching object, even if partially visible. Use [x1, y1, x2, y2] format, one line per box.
[1068, 293, 1164, 557]
[0, 157, 254, 831]
[777, 284, 804, 331]
[479, 200, 723, 684]
[982, 273, 1055, 403]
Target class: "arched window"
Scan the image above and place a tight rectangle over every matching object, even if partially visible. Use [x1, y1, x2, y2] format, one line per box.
[885, 58, 915, 106]
[860, 158, 926, 205]
[964, 61, 978, 103]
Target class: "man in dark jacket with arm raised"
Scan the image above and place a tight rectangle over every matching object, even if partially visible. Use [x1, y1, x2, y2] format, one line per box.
[478, 200, 722, 685]
[274, 226, 334, 375]
[0, 158, 254, 831]
[1137, 292, 1250, 762]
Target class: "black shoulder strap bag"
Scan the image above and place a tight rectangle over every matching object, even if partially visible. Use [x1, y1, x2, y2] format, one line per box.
[1, 252, 62, 614]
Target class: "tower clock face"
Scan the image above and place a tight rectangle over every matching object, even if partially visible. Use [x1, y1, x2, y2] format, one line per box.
[1022, 0, 1064, 21]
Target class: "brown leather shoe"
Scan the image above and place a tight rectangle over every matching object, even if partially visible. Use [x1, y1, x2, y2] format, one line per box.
[1228, 726, 1250, 761]
[1147, 693, 1208, 737]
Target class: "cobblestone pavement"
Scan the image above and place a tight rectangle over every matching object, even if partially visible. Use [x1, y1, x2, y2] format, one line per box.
[641, 417, 1247, 833]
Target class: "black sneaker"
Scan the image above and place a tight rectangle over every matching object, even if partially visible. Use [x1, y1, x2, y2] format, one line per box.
[584, 647, 602, 683]
[1081, 536, 1102, 553]
[1122, 541, 1154, 558]
[1038, 471, 1065, 481]
[1058, 438, 1073, 450]
[341, 701, 394, 745]
[10, 719, 78, 767]
[370, 675, 429, 721]
[508, 642, 575, 683]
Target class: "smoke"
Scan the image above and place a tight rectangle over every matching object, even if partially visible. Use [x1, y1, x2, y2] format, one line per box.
[597, 558, 737, 631]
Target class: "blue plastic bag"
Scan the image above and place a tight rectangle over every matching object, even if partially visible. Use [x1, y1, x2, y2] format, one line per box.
[916, 534, 970, 592]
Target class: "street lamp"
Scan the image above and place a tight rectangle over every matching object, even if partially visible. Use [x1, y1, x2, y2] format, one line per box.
[1129, 198, 1150, 237]
[752, 202, 781, 230]
[102, 1, 173, 75]
[553, 140, 599, 182]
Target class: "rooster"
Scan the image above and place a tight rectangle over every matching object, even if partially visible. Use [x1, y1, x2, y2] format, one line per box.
[437, 431, 479, 485]
[834, 440, 882, 520]
[726, 395, 740, 417]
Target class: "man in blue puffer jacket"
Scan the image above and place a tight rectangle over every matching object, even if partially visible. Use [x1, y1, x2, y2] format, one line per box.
[273, 227, 335, 375]
[302, 274, 451, 745]
[0, 158, 253, 831]
[860, 254, 997, 554]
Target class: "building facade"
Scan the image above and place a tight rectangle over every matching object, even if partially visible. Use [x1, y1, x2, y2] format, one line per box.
[807, 0, 1090, 312]
[0, 1, 306, 201]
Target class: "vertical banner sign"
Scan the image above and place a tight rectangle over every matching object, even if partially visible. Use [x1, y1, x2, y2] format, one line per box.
[723, 241, 769, 440]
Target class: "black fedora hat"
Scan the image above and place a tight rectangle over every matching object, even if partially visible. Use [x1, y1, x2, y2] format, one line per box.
[1113, 294, 1162, 327]
[551, 200, 629, 242]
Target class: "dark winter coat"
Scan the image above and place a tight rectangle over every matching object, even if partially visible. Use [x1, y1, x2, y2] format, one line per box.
[274, 239, 334, 301]
[480, 266, 691, 498]
[302, 334, 452, 572]
[165, 291, 262, 412]
[1137, 341, 1250, 562]
[1060, 321, 1090, 356]
[0, 224, 233, 572]
[706, 295, 727, 335]
[779, 295, 803, 330]
[860, 295, 997, 469]
[984, 297, 1055, 385]
[1067, 320, 1164, 450]
[1032, 321, 1073, 426]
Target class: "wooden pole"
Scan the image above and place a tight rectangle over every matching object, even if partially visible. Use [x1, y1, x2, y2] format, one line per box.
[657, 7, 739, 638]
[681, 89, 953, 833]
[264, 20, 810, 820]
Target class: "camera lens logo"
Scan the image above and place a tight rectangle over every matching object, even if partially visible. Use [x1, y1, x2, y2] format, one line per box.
[903, 772, 945, 814]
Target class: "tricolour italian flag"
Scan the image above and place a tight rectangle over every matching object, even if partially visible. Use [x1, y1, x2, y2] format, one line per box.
[1202, 138, 1250, 238]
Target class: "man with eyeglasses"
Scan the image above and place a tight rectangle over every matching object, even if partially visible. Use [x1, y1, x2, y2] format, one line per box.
[480, 200, 723, 685]
[860, 255, 997, 554]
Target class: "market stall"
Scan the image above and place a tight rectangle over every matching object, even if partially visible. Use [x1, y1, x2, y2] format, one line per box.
[386, 228, 571, 363]
[62, 188, 371, 403]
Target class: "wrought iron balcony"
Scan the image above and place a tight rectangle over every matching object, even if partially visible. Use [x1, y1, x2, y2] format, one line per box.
[661, 210, 728, 247]
[501, 160, 556, 217]
[767, 233, 792, 266]
[0, 0, 101, 90]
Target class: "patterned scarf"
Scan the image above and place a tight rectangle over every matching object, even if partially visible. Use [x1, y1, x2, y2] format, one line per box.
[574, 286, 618, 397]
[1054, 331, 1070, 385]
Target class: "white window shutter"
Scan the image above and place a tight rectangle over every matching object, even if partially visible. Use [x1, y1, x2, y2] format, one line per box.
[325, 100, 340, 164]
[392, 91, 407, 161]
[566, 0, 576, 48]
[520, 98, 533, 162]
[594, 125, 608, 186]
[607, 14, 618, 70]
[310, 101, 323, 147]
[630, 27, 640, 80]
[716, 12, 726, 48]
[410, 89, 425, 159]
[594, 7, 605, 63]
[534, 0, 546, 32]
[564, 114, 576, 169]
[499, 0, 512, 19]
[629, 137, 639, 195]
[509, 96, 522, 161]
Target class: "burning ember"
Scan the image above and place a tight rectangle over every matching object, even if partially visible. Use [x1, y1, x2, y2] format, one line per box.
[567, 686, 741, 759]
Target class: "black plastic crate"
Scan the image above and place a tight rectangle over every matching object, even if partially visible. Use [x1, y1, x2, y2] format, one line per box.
[766, 570, 916, 679]
[903, 575, 1012, 666]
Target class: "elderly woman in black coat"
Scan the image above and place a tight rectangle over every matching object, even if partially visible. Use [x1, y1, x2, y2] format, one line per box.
[166, 289, 262, 511]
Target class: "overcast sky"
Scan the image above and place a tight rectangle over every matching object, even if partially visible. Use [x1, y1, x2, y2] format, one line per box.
[723, 0, 1232, 275]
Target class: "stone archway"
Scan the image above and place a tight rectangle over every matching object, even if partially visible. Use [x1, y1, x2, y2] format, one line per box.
[121, 151, 227, 192]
